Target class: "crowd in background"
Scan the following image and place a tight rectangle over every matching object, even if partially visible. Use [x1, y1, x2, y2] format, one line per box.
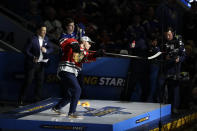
[1, 0, 197, 110]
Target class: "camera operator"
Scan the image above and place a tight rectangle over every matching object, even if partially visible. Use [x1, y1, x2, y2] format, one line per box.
[162, 27, 186, 113]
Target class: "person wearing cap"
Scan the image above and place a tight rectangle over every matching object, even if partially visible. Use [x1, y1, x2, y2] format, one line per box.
[52, 36, 102, 118]
[78, 36, 96, 99]
[80, 36, 95, 52]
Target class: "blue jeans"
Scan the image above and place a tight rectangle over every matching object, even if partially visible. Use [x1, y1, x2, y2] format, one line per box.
[55, 71, 81, 114]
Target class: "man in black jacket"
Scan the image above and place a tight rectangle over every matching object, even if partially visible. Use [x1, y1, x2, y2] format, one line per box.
[162, 27, 186, 113]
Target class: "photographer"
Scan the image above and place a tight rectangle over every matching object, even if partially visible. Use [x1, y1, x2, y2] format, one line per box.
[162, 27, 186, 113]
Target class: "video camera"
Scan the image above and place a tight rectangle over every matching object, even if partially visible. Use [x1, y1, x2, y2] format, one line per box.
[165, 35, 183, 59]
[168, 48, 179, 59]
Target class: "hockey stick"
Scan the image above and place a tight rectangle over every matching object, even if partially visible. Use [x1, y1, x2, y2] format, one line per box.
[87, 50, 163, 60]
[104, 51, 162, 60]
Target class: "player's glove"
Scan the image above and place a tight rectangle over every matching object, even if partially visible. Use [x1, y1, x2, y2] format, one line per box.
[70, 42, 80, 53]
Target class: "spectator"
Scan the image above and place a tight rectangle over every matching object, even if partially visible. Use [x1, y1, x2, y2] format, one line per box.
[147, 35, 160, 102]
[23, 1, 43, 31]
[142, 6, 160, 39]
[121, 22, 149, 101]
[43, 6, 63, 43]
[156, 0, 182, 33]
[59, 18, 85, 42]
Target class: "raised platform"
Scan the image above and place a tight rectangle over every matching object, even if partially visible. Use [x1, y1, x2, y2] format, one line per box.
[0, 98, 171, 131]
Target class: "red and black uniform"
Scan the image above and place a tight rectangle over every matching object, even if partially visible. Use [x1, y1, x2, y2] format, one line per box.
[58, 38, 96, 77]
[54, 38, 96, 115]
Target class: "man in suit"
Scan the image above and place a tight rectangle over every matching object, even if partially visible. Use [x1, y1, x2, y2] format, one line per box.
[18, 24, 53, 105]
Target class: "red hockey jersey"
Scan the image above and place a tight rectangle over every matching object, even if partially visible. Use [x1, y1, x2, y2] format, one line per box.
[58, 38, 96, 77]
